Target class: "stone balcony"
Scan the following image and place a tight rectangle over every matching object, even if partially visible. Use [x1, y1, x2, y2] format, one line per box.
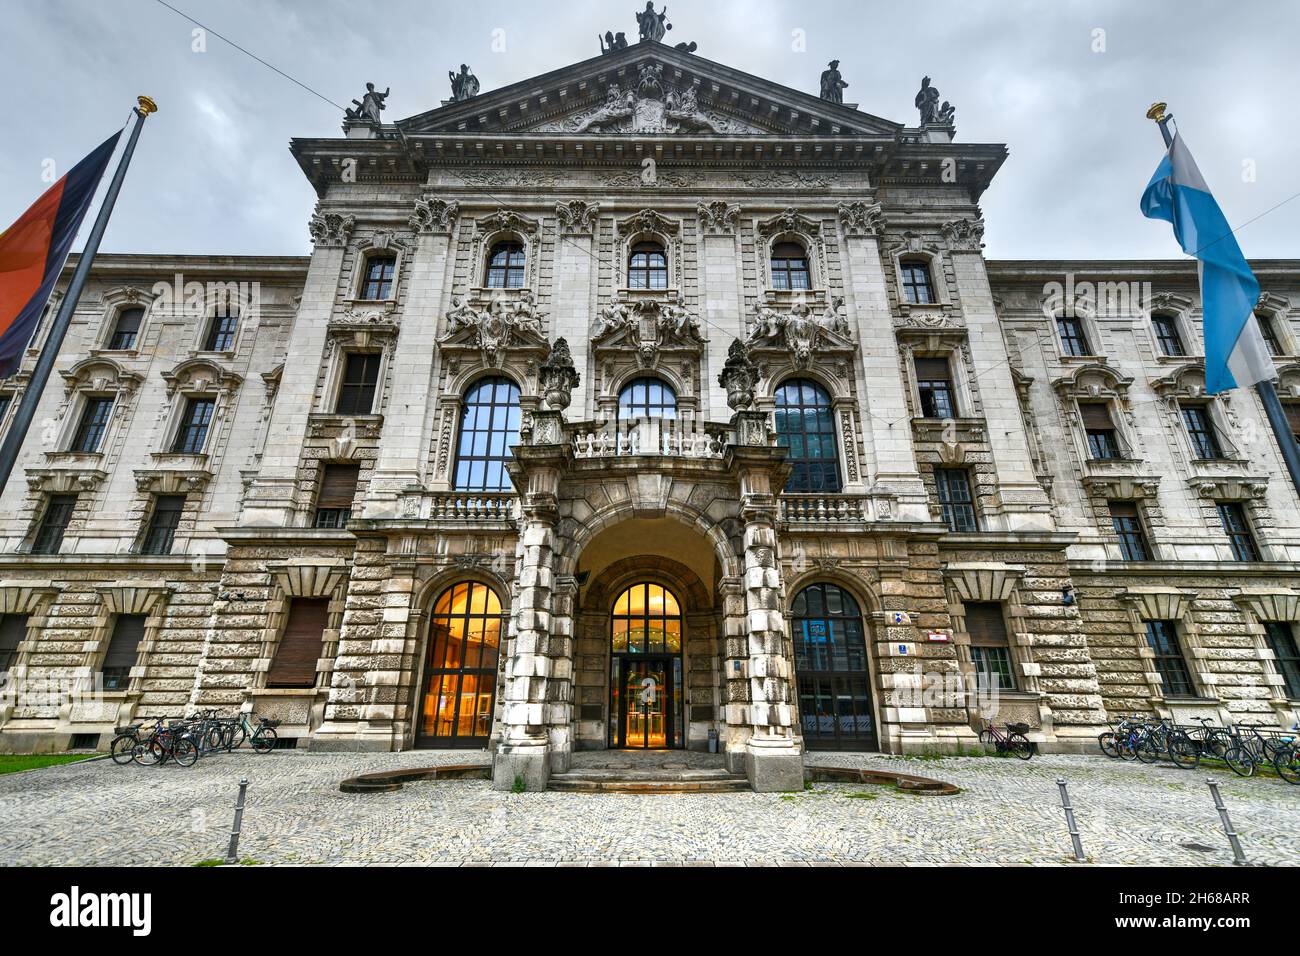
[569, 417, 729, 462]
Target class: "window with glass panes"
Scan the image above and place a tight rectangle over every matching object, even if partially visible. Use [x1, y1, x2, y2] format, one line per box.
[335, 352, 380, 415]
[1109, 501, 1150, 560]
[770, 241, 811, 291]
[1263, 622, 1300, 699]
[107, 306, 144, 350]
[792, 583, 876, 750]
[418, 582, 503, 746]
[0, 614, 27, 675]
[100, 615, 145, 691]
[1152, 313, 1185, 356]
[485, 241, 525, 289]
[774, 379, 840, 492]
[1145, 620, 1195, 698]
[935, 468, 977, 532]
[628, 241, 669, 290]
[1216, 501, 1259, 561]
[453, 377, 520, 492]
[617, 377, 677, 421]
[71, 398, 113, 453]
[1056, 315, 1090, 356]
[172, 397, 215, 453]
[899, 260, 934, 304]
[32, 495, 76, 554]
[203, 309, 238, 351]
[1080, 402, 1122, 460]
[965, 602, 1016, 693]
[915, 357, 956, 418]
[141, 495, 185, 555]
[1256, 314, 1283, 356]
[361, 255, 396, 299]
[314, 463, 359, 528]
[1181, 405, 1223, 459]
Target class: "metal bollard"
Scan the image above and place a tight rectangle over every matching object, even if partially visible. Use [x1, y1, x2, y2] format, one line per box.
[1206, 779, 1247, 865]
[1056, 778, 1087, 863]
[223, 778, 250, 865]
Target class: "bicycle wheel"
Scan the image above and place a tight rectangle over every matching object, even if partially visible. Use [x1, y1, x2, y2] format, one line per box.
[109, 734, 138, 765]
[1098, 732, 1120, 758]
[228, 725, 248, 751]
[1007, 732, 1034, 760]
[1204, 735, 1229, 761]
[172, 738, 199, 767]
[1136, 735, 1163, 765]
[252, 727, 277, 754]
[1118, 735, 1139, 760]
[135, 739, 164, 766]
[1274, 747, 1300, 785]
[1168, 735, 1200, 770]
[207, 727, 227, 753]
[978, 729, 997, 752]
[1224, 745, 1255, 778]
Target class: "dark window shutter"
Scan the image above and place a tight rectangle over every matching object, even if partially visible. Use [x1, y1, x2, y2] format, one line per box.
[965, 602, 1009, 647]
[266, 598, 329, 688]
[103, 615, 146, 671]
[1108, 501, 1138, 519]
[1286, 404, 1300, 437]
[0, 614, 28, 671]
[317, 464, 360, 511]
[914, 357, 951, 381]
[1079, 403, 1114, 429]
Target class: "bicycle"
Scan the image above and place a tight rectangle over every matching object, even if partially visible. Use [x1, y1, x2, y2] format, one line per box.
[108, 718, 161, 765]
[979, 721, 1034, 759]
[219, 713, 280, 754]
[135, 720, 199, 767]
[1270, 724, 1300, 785]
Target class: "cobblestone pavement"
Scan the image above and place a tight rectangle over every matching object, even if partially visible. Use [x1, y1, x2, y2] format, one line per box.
[1, 749, 1296, 866]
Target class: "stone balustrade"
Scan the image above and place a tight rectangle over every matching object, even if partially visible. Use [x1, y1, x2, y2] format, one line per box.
[571, 418, 728, 460]
[779, 494, 881, 525]
[423, 491, 519, 522]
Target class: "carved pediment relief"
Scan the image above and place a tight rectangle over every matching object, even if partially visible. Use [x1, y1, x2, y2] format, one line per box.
[439, 292, 549, 367]
[325, 305, 400, 357]
[1050, 362, 1133, 400]
[747, 298, 855, 369]
[616, 208, 680, 240]
[161, 359, 243, 398]
[60, 357, 144, 398]
[592, 294, 703, 368]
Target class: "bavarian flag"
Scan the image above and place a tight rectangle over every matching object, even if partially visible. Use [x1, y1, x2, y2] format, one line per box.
[0, 132, 121, 378]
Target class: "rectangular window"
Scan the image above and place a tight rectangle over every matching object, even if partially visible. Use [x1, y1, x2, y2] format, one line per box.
[141, 495, 185, 555]
[361, 255, 396, 300]
[1285, 403, 1300, 447]
[935, 468, 977, 532]
[1057, 315, 1091, 356]
[101, 614, 146, 691]
[203, 311, 239, 352]
[266, 598, 329, 688]
[1216, 501, 1260, 561]
[1080, 402, 1122, 460]
[107, 306, 144, 350]
[71, 397, 114, 453]
[314, 463, 360, 528]
[1152, 314, 1185, 356]
[172, 397, 215, 454]
[915, 357, 956, 418]
[0, 614, 27, 675]
[0, 394, 11, 422]
[32, 495, 76, 555]
[900, 261, 934, 305]
[965, 602, 1016, 692]
[1109, 501, 1150, 561]
[1145, 620, 1196, 698]
[1182, 405, 1223, 460]
[1256, 314, 1283, 356]
[1263, 622, 1300, 699]
[335, 353, 380, 415]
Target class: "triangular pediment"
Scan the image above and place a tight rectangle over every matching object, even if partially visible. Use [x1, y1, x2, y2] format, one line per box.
[396, 43, 902, 139]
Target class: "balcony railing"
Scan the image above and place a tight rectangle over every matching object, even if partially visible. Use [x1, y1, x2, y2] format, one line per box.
[571, 418, 727, 461]
[425, 492, 518, 522]
[780, 494, 890, 525]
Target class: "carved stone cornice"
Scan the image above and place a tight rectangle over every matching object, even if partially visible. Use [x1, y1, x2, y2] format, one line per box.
[408, 197, 459, 234]
[941, 217, 986, 252]
[697, 201, 741, 236]
[756, 208, 821, 241]
[26, 463, 109, 494]
[837, 200, 884, 238]
[1186, 476, 1268, 501]
[616, 208, 680, 239]
[134, 454, 214, 494]
[308, 211, 356, 248]
[1080, 474, 1160, 500]
[555, 200, 600, 234]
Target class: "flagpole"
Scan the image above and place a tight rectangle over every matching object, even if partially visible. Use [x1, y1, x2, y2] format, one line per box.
[1146, 102, 1300, 500]
[0, 96, 157, 493]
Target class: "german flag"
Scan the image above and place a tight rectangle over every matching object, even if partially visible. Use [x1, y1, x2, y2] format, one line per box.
[0, 132, 121, 378]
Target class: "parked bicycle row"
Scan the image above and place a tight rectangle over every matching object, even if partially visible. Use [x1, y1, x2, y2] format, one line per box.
[1099, 714, 1300, 782]
[108, 711, 281, 767]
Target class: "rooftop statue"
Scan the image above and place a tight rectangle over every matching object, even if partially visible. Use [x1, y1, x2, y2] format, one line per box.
[636, 2, 671, 42]
[449, 64, 480, 102]
[345, 82, 389, 125]
[599, 30, 630, 54]
[819, 60, 848, 104]
[915, 75, 946, 126]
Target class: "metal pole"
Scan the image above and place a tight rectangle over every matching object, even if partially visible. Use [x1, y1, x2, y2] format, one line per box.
[1055, 778, 1087, 863]
[1205, 778, 1247, 865]
[224, 777, 250, 865]
[0, 96, 157, 493]
[1146, 102, 1300, 500]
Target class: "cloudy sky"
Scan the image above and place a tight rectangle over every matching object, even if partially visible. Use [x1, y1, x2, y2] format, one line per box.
[2, 0, 1296, 260]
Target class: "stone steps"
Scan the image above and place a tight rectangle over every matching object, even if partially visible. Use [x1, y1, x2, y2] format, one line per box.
[549, 767, 749, 793]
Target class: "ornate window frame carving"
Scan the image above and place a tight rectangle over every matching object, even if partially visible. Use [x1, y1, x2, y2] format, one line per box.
[1255, 291, 1294, 357]
[1145, 291, 1199, 360]
[139, 359, 242, 492]
[885, 232, 953, 314]
[615, 209, 682, 292]
[1051, 362, 1141, 468]
[1116, 587, 1218, 709]
[346, 229, 411, 306]
[1150, 362, 1247, 464]
[755, 209, 827, 299]
[95, 286, 157, 354]
[472, 210, 542, 294]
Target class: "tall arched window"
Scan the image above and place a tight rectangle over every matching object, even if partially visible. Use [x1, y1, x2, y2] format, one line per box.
[485, 240, 526, 288]
[628, 240, 668, 290]
[453, 377, 521, 491]
[417, 581, 503, 747]
[774, 379, 841, 493]
[791, 583, 875, 750]
[770, 241, 811, 290]
[617, 377, 677, 421]
[609, 582, 683, 749]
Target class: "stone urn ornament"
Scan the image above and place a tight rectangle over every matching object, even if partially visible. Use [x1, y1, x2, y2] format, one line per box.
[718, 339, 758, 411]
[539, 337, 581, 410]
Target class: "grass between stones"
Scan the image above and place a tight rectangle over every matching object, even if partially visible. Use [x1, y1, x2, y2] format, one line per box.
[0, 753, 101, 775]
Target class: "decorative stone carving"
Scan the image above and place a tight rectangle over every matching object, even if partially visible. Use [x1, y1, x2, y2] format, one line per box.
[837, 200, 884, 238]
[543, 72, 760, 134]
[719, 340, 758, 411]
[539, 338, 581, 410]
[748, 298, 853, 367]
[555, 200, 601, 234]
[593, 294, 702, 367]
[636, 2, 671, 42]
[439, 293, 548, 365]
[448, 65, 480, 102]
[819, 60, 848, 104]
[308, 211, 356, 248]
[915, 76, 953, 126]
[617, 208, 679, 240]
[408, 197, 459, 234]
[598, 30, 630, 54]
[345, 83, 389, 125]
[697, 201, 741, 235]
[942, 218, 986, 252]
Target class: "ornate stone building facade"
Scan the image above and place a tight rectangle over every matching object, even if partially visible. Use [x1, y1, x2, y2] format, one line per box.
[2, 38, 1299, 790]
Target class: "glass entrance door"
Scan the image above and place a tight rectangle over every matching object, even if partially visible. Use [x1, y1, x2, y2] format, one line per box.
[616, 657, 675, 749]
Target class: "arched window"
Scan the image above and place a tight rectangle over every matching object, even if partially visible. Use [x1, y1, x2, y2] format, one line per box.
[770, 241, 811, 291]
[617, 377, 677, 421]
[774, 379, 841, 493]
[900, 259, 935, 304]
[485, 240, 526, 289]
[628, 240, 668, 290]
[453, 377, 521, 491]
[417, 581, 503, 747]
[609, 582, 683, 749]
[791, 583, 875, 750]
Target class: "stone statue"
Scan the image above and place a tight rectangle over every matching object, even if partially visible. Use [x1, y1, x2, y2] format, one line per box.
[818, 296, 851, 338]
[936, 100, 956, 125]
[512, 289, 544, 335]
[449, 64, 480, 102]
[673, 41, 698, 53]
[599, 30, 630, 54]
[444, 297, 480, 336]
[718, 339, 758, 411]
[636, 2, 671, 42]
[594, 299, 634, 339]
[571, 84, 636, 133]
[661, 292, 701, 342]
[539, 337, 580, 410]
[819, 60, 848, 104]
[346, 83, 389, 125]
[915, 76, 941, 125]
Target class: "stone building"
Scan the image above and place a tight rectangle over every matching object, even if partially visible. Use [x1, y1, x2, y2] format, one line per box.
[2, 34, 1299, 790]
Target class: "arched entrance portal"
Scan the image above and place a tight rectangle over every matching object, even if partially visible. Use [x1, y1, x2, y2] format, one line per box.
[791, 583, 877, 750]
[609, 582, 683, 749]
[416, 581, 503, 748]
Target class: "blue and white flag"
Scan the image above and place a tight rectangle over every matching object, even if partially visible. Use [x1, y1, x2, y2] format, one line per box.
[1141, 133, 1269, 394]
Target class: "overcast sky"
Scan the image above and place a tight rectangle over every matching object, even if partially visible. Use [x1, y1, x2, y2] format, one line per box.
[2, 0, 1296, 261]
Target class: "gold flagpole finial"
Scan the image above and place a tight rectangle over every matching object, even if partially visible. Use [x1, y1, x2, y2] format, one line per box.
[1146, 102, 1167, 123]
[137, 95, 159, 115]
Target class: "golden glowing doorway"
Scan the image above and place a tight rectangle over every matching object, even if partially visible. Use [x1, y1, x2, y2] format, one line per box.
[609, 582, 683, 749]
[416, 581, 502, 748]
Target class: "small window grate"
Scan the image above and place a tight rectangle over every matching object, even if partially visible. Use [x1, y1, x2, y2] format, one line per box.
[69, 733, 101, 751]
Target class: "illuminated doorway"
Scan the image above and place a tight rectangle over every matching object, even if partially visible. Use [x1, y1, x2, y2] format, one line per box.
[609, 582, 683, 749]
[416, 581, 502, 748]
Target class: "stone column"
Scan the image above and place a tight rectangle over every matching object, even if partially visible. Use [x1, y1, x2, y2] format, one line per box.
[552, 202, 598, 420]
[698, 203, 744, 419]
[718, 575, 750, 771]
